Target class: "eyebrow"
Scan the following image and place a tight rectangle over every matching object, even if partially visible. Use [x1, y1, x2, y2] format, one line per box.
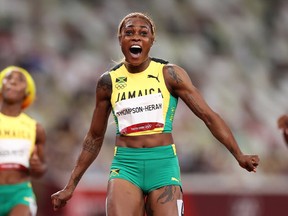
[125, 24, 149, 29]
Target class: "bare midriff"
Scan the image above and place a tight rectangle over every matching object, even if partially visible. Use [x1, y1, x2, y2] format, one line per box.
[0, 170, 30, 185]
[116, 133, 174, 148]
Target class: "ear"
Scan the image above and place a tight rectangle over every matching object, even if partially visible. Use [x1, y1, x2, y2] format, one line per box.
[151, 37, 155, 46]
[118, 36, 122, 46]
[23, 90, 29, 100]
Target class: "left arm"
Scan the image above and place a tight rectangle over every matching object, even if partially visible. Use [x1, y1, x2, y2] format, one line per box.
[29, 123, 47, 178]
[164, 64, 259, 172]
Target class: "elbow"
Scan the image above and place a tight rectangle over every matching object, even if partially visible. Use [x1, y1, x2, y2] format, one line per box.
[201, 111, 219, 127]
[30, 164, 47, 179]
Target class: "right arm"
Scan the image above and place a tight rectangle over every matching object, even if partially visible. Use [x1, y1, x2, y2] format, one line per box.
[278, 115, 288, 144]
[51, 72, 112, 211]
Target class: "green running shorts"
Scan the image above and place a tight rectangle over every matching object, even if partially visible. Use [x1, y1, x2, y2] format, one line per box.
[0, 182, 37, 216]
[109, 144, 182, 194]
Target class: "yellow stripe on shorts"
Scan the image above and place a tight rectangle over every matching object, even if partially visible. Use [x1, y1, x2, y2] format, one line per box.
[172, 144, 176, 155]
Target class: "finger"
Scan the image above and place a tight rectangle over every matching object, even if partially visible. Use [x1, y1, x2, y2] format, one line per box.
[251, 159, 259, 166]
[250, 161, 258, 172]
[251, 156, 260, 164]
[31, 152, 39, 160]
[53, 200, 65, 211]
[52, 197, 67, 211]
[52, 197, 60, 209]
[244, 161, 255, 172]
[30, 146, 40, 161]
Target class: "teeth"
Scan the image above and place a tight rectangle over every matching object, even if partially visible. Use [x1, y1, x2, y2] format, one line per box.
[131, 45, 141, 49]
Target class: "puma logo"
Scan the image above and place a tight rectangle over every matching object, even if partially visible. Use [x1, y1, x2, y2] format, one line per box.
[147, 74, 160, 82]
[171, 177, 180, 182]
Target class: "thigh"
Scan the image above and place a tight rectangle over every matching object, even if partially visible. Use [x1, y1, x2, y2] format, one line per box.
[146, 185, 183, 216]
[107, 178, 145, 216]
[9, 204, 31, 216]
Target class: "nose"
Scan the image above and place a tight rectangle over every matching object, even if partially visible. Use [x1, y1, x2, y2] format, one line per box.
[132, 33, 141, 41]
[9, 77, 17, 85]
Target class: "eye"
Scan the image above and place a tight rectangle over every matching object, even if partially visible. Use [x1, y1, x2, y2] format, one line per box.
[124, 30, 133, 36]
[140, 31, 148, 36]
[5, 72, 26, 83]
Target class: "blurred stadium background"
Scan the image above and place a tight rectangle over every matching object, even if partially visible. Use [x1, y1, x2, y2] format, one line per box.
[1, 0, 287, 215]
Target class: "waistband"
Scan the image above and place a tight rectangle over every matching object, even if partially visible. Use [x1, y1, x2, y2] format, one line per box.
[0, 163, 28, 171]
[114, 144, 177, 160]
[0, 181, 32, 190]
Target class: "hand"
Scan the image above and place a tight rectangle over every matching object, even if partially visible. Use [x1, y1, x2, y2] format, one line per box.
[29, 147, 46, 177]
[237, 154, 260, 172]
[51, 188, 73, 211]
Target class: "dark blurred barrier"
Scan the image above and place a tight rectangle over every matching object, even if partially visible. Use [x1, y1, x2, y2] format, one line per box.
[59, 189, 287, 216]
[184, 193, 288, 216]
[64, 190, 106, 216]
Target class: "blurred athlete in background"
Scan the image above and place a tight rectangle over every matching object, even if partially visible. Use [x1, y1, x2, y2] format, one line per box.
[51, 12, 259, 216]
[0, 66, 47, 216]
[278, 114, 288, 145]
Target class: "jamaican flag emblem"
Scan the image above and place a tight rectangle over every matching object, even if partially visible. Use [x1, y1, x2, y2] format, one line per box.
[110, 169, 120, 177]
[115, 77, 127, 90]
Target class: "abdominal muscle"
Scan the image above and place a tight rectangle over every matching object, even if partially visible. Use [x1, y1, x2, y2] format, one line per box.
[115, 133, 174, 148]
[0, 170, 30, 184]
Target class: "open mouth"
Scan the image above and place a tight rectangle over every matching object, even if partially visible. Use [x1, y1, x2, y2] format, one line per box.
[129, 45, 142, 57]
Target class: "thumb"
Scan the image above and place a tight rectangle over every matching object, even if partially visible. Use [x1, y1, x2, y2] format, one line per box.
[31, 146, 39, 160]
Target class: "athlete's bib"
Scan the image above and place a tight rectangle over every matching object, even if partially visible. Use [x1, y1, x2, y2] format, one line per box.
[114, 93, 164, 134]
[0, 113, 36, 170]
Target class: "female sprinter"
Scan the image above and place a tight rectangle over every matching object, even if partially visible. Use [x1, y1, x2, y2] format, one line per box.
[51, 12, 259, 216]
[0, 66, 47, 216]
